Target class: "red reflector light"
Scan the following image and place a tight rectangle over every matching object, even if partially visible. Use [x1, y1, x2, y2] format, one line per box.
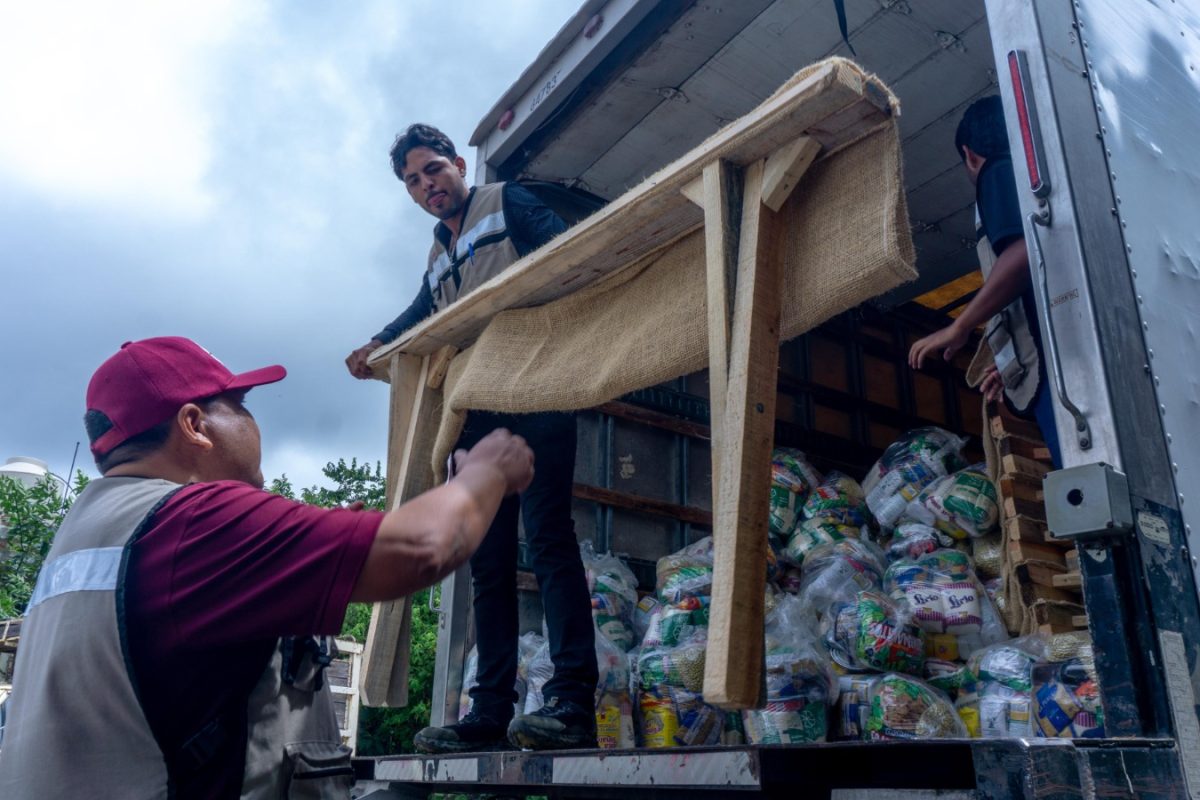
[1008, 50, 1050, 198]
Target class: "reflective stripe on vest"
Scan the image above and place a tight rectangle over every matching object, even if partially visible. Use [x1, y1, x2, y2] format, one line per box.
[27, 546, 123, 610]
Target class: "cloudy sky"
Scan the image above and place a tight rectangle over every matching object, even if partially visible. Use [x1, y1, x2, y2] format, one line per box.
[0, 0, 575, 490]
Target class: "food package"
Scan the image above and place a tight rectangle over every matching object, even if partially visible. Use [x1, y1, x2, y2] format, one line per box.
[955, 637, 1044, 738]
[883, 549, 1007, 654]
[971, 532, 1004, 581]
[459, 633, 543, 721]
[523, 638, 556, 715]
[595, 621, 631, 698]
[642, 596, 710, 649]
[802, 472, 872, 529]
[798, 538, 888, 627]
[833, 674, 875, 739]
[457, 646, 479, 722]
[743, 593, 836, 744]
[769, 448, 823, 537]
[637, 633, 708, 694]
[656, 537, 715, 604]
[778, 566, 804, 595]
[863, 427, 969, 532]
[1033, 637, 1104, 738]
[582, 542, 640, 651]
[638, 684, 724, 748]
[783, 518, 858, 567]
[825, 589, 925, 675]
[904, 464, 999, 540]
[596, 690, 636, 749]
[886, 522, 950, 562]
[633, 595, 660, 640]
[864, 673, 967, 739]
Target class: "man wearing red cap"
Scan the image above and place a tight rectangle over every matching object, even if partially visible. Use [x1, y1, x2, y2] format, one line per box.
[0, 336, 534, 800]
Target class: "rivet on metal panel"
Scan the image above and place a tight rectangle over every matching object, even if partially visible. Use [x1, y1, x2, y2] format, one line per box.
[1111, 207, 1118, 215]
[1148, 348, 1154, 358]
[1143, 321, 1150, 330]
[1137, 295, 1143, 304]
[1144, 363, 1151, 373]
[1128, 245, 1135, 253]
[1174, 463, 1180, 473]
[1167, 433, 1173, 444]
[1162, 404, 1169, 414]
[1132, 269, 1138, 278]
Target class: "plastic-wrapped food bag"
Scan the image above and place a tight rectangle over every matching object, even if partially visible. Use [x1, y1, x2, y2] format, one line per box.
[523, 639, 556, 715]
[638, 684, 723, 748]
[832, 674, 875, 739]
[633, 595, 660, 640]
[1033, 635, 1105, 738]
[457, 646, 479, 722]
[743, 594, 836, 744]
[886, 522, 950, 562]
[582, 542, 640, 651]
[971, 532, 1004, 581]
[798, 538, 888, 627]
[783, 472, 871, 566]
[594, 623, 636, 748]
[904, 464, 999, 540]
[864, 673, 967, 739]
[769, 448, 823, 537]
[955, 636, 1044, 738]
[825, 589, 925, 675]
[884, 549, 983, 636]
[863, 427, 969, 532]
[656, 537, 715, 604]
[642, 596, 710, 649]
[637, 633, 708, 694]
[802, 472, 872, 529]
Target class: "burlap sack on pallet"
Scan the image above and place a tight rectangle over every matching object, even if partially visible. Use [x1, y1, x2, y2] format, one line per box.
[430, 62, 916, 478]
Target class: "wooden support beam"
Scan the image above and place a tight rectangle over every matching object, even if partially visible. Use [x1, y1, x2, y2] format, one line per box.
[680, 175, 704, 207]
[426, 345, 459, 390]
[704, 159, 784, 709]
[572, 483, 713, 528]
[761, 136, 821, 212]
[362, 353, 438, 707]
[703, 159, 742, 511]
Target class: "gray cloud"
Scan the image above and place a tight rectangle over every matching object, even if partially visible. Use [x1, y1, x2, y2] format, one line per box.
[0, 0, 574, 490]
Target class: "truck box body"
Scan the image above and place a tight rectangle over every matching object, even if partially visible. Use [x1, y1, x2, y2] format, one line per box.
[359, 1, 1200, 796]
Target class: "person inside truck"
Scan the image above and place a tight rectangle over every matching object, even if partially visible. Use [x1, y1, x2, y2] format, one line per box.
[345, 124, 598, 753]
[0, 336, 534, 799]
[908, 95, 1062, 468]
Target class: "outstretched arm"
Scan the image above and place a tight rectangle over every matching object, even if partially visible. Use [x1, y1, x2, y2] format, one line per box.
[349, 428, 534, 602]
[909, 238, 1030, 370]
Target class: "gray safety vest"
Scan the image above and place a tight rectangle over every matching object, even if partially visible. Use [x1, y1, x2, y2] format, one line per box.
[0, 477, 352, 799]
[425, 182, 522, 311]
[977, 215, 1041, 413]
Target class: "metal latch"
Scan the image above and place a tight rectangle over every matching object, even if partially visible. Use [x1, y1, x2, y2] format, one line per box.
[1043, 463, 1133, 541]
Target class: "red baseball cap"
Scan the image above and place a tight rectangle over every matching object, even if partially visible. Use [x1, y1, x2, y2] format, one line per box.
[86, 337, 286, 457]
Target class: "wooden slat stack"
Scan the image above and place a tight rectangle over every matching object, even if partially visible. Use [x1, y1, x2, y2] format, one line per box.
[991, 405, 1087, 635]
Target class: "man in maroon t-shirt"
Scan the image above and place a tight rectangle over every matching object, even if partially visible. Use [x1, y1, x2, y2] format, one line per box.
[0, 337, 533, 800]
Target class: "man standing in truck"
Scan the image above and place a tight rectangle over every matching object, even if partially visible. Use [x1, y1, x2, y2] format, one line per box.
[0, 336, 534, 798]
[908, 96, 1062, 468]
[345, 124, 598, 752]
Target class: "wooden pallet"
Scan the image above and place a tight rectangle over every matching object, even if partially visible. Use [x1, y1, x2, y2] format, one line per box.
[992, 403, 1086, 633]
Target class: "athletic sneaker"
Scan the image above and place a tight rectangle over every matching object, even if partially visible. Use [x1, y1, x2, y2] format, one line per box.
[413, 710, 511, 754]
[507, 697, 598, 750]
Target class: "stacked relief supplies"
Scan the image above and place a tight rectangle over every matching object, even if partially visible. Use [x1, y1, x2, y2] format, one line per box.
[490, 428, 1103, 748]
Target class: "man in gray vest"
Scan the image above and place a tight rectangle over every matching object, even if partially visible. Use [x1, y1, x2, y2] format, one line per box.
[908, 96, 1062, 467]
[0, 336, 534, 799]
[345, 124, 598, 753]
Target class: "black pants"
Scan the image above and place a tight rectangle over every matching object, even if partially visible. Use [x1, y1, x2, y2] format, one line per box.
[456, 410, 597, 720]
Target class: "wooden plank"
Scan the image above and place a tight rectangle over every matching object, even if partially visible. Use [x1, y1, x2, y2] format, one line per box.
[997, 435, 1053, 465]
[367, 61, 891, 363]
[761, 136, 821, 212]
[361, 354, 437, 708]
[1066, 548, 1080, 573]
[1032, 600, 1087, 634]
[680, 174, 703, 207]
[1009, 539, 1068, 567]
[1053, 572, 1083, 590]
[1001, 453, 1052, 480]
[704, 160, 782, 709]
[1004, 495, 1047, 524]
[1004, 514, 1054, 545]
[426, 345, 459, 390]
[1072, 614, 1090, 628]
[573, 483, 713, 528]
[989, 412, 1046, 444]
[1019, 559, 1067, 589]
[703, 158, 741, 522]
[999, 475, 1045, 505]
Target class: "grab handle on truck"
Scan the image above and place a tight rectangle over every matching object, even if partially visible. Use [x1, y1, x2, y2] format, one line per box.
[1028, 210, 1092, 451]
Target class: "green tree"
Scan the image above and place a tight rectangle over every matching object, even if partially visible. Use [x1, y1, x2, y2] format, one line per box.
[271, 459, 436, 755]
[0, 472, 89, 618]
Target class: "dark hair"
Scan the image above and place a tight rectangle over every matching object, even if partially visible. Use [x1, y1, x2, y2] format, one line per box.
[86, 396, 221, 474]
[389, 123, 457, 181]
[955, 95, 1011, 162]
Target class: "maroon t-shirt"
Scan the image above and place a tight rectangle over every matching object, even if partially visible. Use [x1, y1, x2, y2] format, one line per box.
[121, 480, 382, 798]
